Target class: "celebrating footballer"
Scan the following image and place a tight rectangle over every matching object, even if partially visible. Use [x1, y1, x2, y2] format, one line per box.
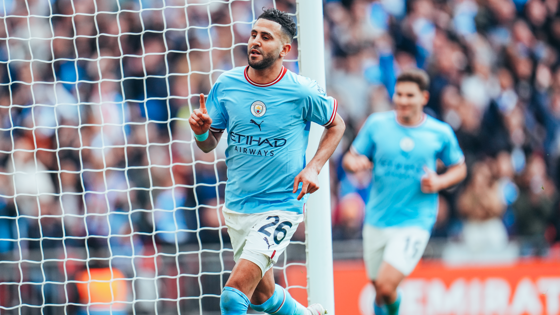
[189, 8, 344, 315]
[343, 69, 467, 315]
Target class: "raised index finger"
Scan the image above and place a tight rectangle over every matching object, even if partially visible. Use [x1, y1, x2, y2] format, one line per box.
[199, 93, 207, 114]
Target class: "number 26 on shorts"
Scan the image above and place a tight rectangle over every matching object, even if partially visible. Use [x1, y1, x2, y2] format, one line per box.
[257, 216, 293, 245]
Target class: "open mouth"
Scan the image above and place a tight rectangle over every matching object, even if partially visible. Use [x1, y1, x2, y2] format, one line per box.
[250, 49, 262, 57]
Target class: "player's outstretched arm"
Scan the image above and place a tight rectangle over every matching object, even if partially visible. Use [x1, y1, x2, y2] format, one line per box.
[293, 113, 345, 200]
[189, 93, 223, 153]
[342, 149, 373, 173]
[421, 162, 467, 193]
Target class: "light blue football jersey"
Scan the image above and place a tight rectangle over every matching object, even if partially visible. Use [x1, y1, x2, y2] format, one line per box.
[206, 66, 338, 214]
[352, 111, 464, 231]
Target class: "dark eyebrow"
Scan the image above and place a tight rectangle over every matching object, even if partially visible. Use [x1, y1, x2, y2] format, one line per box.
[260, 31, 273, 38]
[250, 29, 274, 39]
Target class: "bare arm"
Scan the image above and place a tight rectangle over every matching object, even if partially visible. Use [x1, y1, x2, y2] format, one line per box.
[189, 93, 223, 153]
[195, 131, 223, 153]
[293, 113, 345, 200]
[421, 162, 467, 193]
[342, 148, 373, 173]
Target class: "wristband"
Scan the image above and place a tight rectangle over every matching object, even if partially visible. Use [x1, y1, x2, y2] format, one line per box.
[194, 130, 209, 142]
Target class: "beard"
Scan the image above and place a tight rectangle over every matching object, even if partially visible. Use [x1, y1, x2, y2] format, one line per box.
[247, 47, 280, 70]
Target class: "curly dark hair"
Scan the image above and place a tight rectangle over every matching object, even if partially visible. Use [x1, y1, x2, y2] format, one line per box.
[257, 8, 297, 42]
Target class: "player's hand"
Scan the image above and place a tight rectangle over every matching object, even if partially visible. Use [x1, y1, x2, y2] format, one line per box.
[293, 167, 320, 200]
[189, 93, 213, 136]
[343, 152, 373, 173]
[421, 166, 442, 193]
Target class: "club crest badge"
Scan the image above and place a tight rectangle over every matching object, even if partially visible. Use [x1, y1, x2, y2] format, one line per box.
[400, 137, 415, 152]
[251, 101, 266, 117]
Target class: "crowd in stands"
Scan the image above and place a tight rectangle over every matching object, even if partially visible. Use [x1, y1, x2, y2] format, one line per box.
[0, 0, 557, 269]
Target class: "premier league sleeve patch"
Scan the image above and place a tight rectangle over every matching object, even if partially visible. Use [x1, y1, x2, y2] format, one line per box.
[251, 101, 266, 117]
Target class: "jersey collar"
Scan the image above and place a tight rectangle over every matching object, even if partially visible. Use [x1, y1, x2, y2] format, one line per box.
[244, 65, 287, 87]
[394, 111, 427, 128]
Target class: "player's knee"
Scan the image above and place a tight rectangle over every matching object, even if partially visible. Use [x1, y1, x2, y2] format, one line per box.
[375, 281, 396, 299]
[250, 288, 270, 306]
[220, 287, 250, 314]
[250, 289, 272, 306]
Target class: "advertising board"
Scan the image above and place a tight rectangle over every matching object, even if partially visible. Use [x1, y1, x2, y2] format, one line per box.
[286, 260, 560, 315]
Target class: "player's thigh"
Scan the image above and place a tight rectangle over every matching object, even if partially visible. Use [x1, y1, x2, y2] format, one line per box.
[382, 227, 430, 276]
[362, 224, 390, 281]
[243, 210, 303, 276]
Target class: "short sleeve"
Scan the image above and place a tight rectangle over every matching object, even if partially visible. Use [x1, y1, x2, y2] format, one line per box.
[351, 116, 375, 159]
[302, 79, 338, 127]
[438, 126, 464, 166]
[206, 82, 227, 133]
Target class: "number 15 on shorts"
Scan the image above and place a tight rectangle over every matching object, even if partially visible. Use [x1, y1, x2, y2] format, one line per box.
[404, 236, 423, 260]
[258, 215, 293, 247]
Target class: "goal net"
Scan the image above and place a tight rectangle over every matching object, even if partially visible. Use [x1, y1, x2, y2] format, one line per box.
[0, 0, 309, 314]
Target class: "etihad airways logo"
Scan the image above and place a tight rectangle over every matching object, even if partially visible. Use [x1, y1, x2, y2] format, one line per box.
[229, 132, 286, 148]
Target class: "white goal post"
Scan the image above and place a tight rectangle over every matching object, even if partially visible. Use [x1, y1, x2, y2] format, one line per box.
[297, 0, 337, 312]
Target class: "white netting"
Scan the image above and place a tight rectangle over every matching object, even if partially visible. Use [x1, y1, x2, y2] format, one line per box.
[0, 0, 305, 314]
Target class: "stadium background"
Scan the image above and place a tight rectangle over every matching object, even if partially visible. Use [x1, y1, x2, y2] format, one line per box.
[0, 0, 560, 314]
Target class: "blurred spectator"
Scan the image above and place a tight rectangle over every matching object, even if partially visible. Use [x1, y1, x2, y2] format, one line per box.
[154, 187, 188, 244]
[9, 137, 55, 218]
[332, 193, 365, 240]
[198, 202, 229, 244]
[60, 159, 86, 240]
[494, 151, 521, 232]
[457, 160, 508, 251]
[513, 153, 555, 254]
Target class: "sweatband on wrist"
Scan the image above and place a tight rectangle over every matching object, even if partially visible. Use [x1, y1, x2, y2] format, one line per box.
[194, 130, 209, 141]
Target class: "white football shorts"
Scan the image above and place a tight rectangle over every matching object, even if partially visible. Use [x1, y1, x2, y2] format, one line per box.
[363, 224, 430, 280]
[224, 208, 303, 277]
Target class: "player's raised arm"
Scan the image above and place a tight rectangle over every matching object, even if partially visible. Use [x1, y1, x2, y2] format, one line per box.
[293, 113, 345, 200]
[189, 93, 222, 153]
